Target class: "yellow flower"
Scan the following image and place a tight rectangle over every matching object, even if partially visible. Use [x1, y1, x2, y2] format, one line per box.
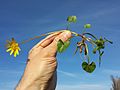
[6, 38, 21, 57]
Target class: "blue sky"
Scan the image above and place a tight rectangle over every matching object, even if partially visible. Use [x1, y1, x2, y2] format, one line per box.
[0, 0, 120, 90]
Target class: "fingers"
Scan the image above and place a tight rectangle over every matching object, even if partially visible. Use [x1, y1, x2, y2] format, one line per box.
[55, 31, 72, 42]
[48, 31, 72, 51]
[28, 30, 71, 59]
[37, 32, 62, 48]
[29, 32, 62, 54]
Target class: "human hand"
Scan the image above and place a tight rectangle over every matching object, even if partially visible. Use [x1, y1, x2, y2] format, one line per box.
[16, 30, 71, 90]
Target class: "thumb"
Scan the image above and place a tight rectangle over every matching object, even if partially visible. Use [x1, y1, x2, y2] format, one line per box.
[47, 30, 72, 51]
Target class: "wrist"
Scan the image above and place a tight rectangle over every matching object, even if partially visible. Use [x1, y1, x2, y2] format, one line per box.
[16, 57, 57, 90]
[16, 72, 46, 90]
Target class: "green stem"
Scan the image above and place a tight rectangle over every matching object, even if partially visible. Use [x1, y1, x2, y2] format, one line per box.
[66, 22, 71, 30]
[104, 38, 113, 44]
[98, 50, 101, 67]
[19, 30, 92, 45]
[87, 55, 90, 64]
[19, 34, 47, 44]
[82, 29, 86, 34]
[19, 30, 66, 45]
[71, 31, 79, 36]
[83, 32, 98, 40]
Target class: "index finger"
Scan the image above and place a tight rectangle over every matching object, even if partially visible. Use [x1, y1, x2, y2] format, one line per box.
[29, 32, 62, 54]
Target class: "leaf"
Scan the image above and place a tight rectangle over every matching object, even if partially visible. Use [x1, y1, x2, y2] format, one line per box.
[57, 39, 71, 53]
[93, 47, 97, 54]
[72, 16, 77, 23]
[104, 38, 113, 44]
[93, 47, 99, 54]
[58, 45, 65, 53]
[94, 37, 106, 50]
[57, 39, 64, 53]
[84, 24, 91, 28]
[67, 16, 73, 22]
[100, 51, 104, 57]
[57, 39, 63, 49]
[64, 40, 70, 49]
[67, 16, 77, 23]
[61, 40, 70, 52]
[82, 61, 96, 73]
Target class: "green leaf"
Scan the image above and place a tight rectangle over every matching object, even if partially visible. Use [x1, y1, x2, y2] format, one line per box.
[100, 51, 104, 57]
[67, 16, 72, 22]
[84, 24, 91, 28]
[104, 38, 113, 44]
[62, 40, 71, 52]
[82, 62, 96, 73]
[72, 16, 77, 23]
[64, 40, 70, 49]
[57, 39, 63, 49]
[57, 39, 64, 53]
[93, 47, 99, 54]
[67, 16, 77, 23]
[57, 39, 71, 53]
[58, 45, 65, 53]
[94, 39, 105, 50]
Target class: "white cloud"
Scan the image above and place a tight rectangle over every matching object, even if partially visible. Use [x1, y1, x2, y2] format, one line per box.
[56, 83, 109, 90]
[0, 81, 17, 90]
[102, 69, 120, 75]
[57, 70, 78, 78]
[0, 70, 22, 90]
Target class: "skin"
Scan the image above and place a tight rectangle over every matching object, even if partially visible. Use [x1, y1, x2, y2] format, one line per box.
[16, 31, 72, 90]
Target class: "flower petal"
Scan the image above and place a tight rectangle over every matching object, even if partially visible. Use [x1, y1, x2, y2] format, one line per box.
[6, 48, 12, 52]
[6, 38, 21, 57]
[18, 47, 21, 51]
[15, 49, 19, 55]
[14, 52, 17, 57]
[10, 50, 14, 55]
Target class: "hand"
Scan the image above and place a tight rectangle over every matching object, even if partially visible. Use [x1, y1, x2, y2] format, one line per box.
[16, 30, 72, 90]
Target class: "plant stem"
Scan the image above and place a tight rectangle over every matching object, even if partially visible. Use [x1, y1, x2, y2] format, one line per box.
[19, 30, 66, 44]
[87, 55, 90, 64]
[19, 30, 92, 45]
[98, 50, 101, 67]
[19, 34, 47, 44]
[66, 22, 71, 30]
[83, 32, 98, 40]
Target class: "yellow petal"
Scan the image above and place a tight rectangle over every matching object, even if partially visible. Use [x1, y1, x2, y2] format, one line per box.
[6, 44, 10, 48]
[15, 49, 19, 55]
[14, 52, 17, 57]
[10, 50, 14, 55]
[6, 48, 12, 52]
[18, 47, 21, 51]
[6, 40, 11, 44]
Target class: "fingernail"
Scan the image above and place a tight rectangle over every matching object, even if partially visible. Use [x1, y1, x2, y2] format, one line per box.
[63, 31, 71, 40]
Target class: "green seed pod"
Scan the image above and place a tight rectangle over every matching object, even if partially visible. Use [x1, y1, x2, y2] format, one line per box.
[72, 16, 77, 23]
[67, 16, 77, 23]
[84, 24, 91, 28]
